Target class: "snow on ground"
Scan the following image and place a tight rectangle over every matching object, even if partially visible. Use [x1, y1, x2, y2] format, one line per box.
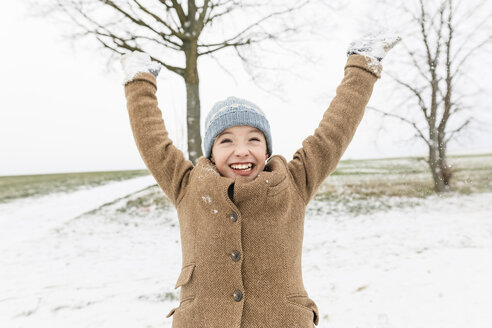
[305, 194, 492, 328]
[1, 179, 491, 327]
[0, 175, 156, 243]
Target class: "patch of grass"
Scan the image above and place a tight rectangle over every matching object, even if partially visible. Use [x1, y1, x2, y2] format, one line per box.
[313, 153, 492, 215]
[449, 152, 492, 159]
[138, 291, 179, 303]
[76, 185, 173, 226]
[0, 170, 150, 203]
[115, 186, 171, 214]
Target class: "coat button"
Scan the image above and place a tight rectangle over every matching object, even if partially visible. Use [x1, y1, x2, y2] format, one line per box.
[230, 211, 238, 222]
[233, 290, 243, 302]
[231, 250, 241, 262]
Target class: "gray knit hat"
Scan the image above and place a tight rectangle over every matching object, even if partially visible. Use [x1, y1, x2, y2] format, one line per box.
[202, 96, 272, 159]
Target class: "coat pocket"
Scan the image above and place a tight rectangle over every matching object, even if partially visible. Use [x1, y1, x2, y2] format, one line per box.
[174, 263, 196, 289]
[286, 293, 319, 326]
[166, 263, 196, 318]
[165, 306, 177, 318]
[165, 298, 194, 318]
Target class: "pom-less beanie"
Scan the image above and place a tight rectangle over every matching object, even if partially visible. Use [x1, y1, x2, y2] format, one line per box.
[202, 96, 272, 159]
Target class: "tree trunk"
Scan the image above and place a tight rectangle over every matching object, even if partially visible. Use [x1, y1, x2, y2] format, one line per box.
[437, 136, 452, 187]
[183, 40, 203, 164]
[185, 79, 202, 163]
[428, 136, 450, 193]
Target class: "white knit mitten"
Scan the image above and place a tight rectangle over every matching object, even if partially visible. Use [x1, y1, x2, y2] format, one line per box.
[347, 32, 401, 61]
[120, 51, 161, 85]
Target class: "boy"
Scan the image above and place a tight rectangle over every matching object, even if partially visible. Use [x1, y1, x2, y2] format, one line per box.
[121, 33, 400, 328]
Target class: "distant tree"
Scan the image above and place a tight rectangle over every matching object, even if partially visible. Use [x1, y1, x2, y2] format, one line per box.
[369, 0, 492, 192]
[40, 0, 338, 163]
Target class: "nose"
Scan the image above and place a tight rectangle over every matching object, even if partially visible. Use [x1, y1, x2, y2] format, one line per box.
[234, 142, 249, 157]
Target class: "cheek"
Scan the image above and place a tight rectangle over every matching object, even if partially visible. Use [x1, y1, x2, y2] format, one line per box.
[256, 143, 268, 156]
[211, 147, 229, 165]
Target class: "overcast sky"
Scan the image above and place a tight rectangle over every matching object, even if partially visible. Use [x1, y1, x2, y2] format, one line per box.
[1, 1, 491, 176]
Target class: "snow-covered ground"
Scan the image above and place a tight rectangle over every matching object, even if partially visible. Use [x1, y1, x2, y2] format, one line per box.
[1, 176, 491, 328]
[305, 195, 492, 328]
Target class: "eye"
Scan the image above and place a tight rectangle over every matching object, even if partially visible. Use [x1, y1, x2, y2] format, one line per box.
[220, 138, 232, 144]
[250, 137, 260, 142]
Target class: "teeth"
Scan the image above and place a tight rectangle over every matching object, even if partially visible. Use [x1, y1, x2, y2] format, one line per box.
[230, 163, 253, 170]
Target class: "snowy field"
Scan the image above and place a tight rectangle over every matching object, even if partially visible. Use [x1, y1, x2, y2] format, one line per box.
[1, 170, 492, 328]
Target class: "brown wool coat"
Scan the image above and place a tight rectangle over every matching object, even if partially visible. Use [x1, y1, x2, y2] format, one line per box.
[124, 55, 381, 328]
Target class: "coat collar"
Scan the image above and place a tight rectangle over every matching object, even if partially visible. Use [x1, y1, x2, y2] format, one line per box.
[195, 156, 287, 205]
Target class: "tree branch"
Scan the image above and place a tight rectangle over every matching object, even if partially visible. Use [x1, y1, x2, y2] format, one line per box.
[400, 42, 432, 84]
[195, 0, 211, 34]
[198, 0, 311, 55]
[444, 118, 472, 144]
[169, 0, 187, 25]
[387, 73, 430, 120]
[131, 0, 187, 40]
[451, 35, 492, 79]
[367, 106, 431, 146]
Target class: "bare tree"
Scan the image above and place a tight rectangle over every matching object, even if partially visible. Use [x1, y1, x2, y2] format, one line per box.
[369, 0, 492, 192]
[37, 0, 337, 164]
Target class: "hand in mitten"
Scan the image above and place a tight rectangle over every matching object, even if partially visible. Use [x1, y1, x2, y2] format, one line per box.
[120, 51, 162, 85]
[347, 32, 401, 61]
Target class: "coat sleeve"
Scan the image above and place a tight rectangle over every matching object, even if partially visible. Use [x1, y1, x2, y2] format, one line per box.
[287, 55, 381, 204]
[124, 72, 193, 206]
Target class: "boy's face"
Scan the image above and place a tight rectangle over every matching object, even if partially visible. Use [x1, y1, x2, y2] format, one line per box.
[210, 125, 269, 181]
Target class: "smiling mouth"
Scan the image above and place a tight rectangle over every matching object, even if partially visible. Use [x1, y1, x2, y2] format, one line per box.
[229, 163, 255, 172]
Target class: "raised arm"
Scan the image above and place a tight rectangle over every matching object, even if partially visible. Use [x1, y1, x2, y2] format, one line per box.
[122, 52, 193, 206]
[288, 34, 401, 203]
